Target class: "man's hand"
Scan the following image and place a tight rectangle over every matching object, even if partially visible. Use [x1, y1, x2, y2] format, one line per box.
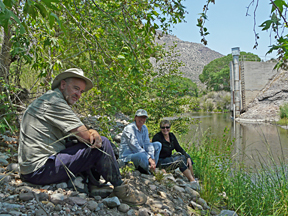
[89, 129, 102, 148]
[148, 158, 156, 171]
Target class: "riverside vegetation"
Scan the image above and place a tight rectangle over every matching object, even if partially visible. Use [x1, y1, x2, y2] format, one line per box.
[181, 126, 288, 216]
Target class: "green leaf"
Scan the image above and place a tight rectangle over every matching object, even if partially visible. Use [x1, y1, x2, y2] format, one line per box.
[117, 55, 125, 59]
[259, 20, 273, 30]
[50, 12, 66, 33]
[3, 0, 13, 8]
[271, 0, 287, 13]
[49, 13, 55, 28]
[9, 11, 25, 34]
[34, 3, 48, 18]
[0, 1, 6, 10]
[42, 0, 59, 11]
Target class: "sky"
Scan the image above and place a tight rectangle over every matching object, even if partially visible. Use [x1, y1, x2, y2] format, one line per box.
[169, 0, 280, 61]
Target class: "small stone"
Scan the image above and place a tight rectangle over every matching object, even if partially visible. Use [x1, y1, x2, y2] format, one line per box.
[87, 200, 98, 211]
[127, 209, 136, 216]
[197, 197, 210, 210]
[188, 181, 201, 191]
[41, 185, 51, 190]
[93, 195, 102, 201]
[1, 202, 24, 209]
[149, 185, 157, 190]
[7, 210, 23, 216]
[118, 203, 130, 213]
[8, 194, 18, 200]
[56, 182, 68, 189]
[67, 196, 87, 206]
[35, 208, 47, 216]
[133, 170, 141, 177]
[173, 185, 185, 193]
[46, 202, 55, 209]
[138, 208, 150, 216]
[54, 204, 62, 211]
[73, 176, 85, 190]
[190, 200, 203, 210]
[78, 193, 87, 199]
[0, 174, 11, 184]
[19, 192, 34, 201]
[37, 192, 49, 201]
[157, 191, 167, 199]
[96, 202, 104, 211]
[160, 209, 172, 216]
[50, 193, 66, 205]
[103, 196, 121, 208]
[141, 174, 155, 181]
[185, 187, 200, 199]
[164, 174, 176, 182]
[14, 186, 33, 193]
[7, 163, 20, 173]
[218, 210, 238, 216]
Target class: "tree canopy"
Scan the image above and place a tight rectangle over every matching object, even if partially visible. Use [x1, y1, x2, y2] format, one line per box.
[0, 0, 187, 116]
[199, 52, 261, 91]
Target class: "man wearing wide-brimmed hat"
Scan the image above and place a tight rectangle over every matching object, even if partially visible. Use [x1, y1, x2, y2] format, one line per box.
[18, 68, 146, 205]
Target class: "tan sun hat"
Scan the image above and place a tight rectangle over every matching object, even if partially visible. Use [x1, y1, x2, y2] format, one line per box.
[51, 68, 93, 92]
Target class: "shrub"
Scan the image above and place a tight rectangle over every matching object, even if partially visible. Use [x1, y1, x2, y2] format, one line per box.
[280, 103, 288, 119]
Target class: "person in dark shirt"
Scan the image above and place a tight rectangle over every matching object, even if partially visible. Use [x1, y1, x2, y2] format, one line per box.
[152, 120, 196, 183]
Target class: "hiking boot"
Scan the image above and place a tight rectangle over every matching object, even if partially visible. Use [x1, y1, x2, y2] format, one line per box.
[112, 181, 147, 205]
[89, 184, 113, 198]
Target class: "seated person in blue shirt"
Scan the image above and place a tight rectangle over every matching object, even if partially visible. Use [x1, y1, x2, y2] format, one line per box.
[119, 109, 162, 174]
[152, 120, 196, 183]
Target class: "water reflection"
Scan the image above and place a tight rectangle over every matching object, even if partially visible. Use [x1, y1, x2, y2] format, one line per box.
[180, 113, 288, 167]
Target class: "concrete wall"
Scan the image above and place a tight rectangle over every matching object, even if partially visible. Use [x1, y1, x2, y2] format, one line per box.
[243, 62, 277, 104]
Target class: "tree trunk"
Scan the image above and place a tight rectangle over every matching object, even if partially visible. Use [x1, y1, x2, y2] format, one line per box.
[0, 27, 12, 115]
[0, 27, 12, 85]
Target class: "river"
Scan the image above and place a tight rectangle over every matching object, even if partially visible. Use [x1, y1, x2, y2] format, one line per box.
[178, 113, 288, 168]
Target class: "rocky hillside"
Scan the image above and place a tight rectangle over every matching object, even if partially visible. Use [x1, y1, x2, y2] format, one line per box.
[153, 32, 223, 83]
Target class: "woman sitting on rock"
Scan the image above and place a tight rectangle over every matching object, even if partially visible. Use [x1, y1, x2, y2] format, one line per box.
[152, 120, 199, 189]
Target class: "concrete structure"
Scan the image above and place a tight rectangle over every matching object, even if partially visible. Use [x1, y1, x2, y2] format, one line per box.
[230, 49, 277, 118]
[242, 61, 277, 106]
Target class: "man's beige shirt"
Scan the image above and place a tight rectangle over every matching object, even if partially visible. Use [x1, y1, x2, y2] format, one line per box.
[18, 88, 83, 174]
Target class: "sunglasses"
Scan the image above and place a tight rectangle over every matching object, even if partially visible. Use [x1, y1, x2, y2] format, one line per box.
[160, 126, 170, 129]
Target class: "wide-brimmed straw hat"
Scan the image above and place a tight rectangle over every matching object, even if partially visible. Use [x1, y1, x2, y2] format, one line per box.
[51, 68, 93, 92]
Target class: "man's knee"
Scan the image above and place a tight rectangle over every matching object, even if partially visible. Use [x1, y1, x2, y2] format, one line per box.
[153, 141, 162, 151]
[131, 153, 148, 167]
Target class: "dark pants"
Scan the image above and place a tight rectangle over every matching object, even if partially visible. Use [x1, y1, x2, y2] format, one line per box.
[21, 136, 122, 187]
[157, 154, 193, 173]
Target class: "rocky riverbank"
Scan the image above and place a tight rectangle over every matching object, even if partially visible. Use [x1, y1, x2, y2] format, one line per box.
[0, 113, 238, 216]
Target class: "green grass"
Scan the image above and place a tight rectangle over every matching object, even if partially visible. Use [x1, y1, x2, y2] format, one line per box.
[277, 118, 288, 126]
[184, 128, 288, 215]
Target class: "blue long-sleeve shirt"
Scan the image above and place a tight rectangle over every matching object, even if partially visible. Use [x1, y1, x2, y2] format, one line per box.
[119, 121, 154, 162]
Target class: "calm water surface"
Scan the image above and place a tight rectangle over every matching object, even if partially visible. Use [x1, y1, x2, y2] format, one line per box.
[179, 113, 288, 167]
